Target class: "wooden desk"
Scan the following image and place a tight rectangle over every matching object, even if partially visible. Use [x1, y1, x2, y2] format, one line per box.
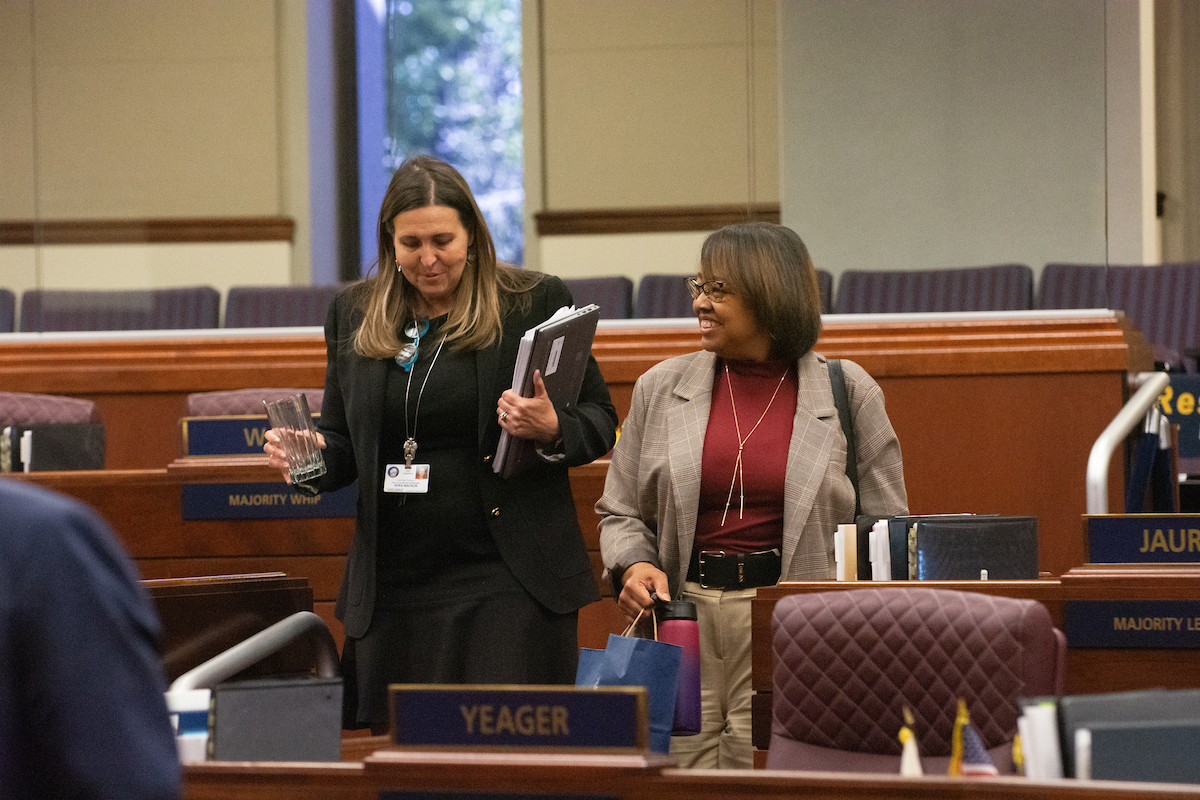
[0, 312, 1148, 580]
[1, 311, 1151, 651]
[182, 752, 1200, 799]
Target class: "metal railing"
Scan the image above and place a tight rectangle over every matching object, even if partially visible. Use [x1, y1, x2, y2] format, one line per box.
[1085, 371, 1171, 515]
[169, 610, 339, 692]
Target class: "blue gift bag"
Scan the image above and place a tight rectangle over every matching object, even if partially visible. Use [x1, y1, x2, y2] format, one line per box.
[575, 611, 681, 755]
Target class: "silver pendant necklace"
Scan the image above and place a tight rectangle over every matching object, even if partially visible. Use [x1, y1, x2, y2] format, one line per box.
[403, 332, 447, 468]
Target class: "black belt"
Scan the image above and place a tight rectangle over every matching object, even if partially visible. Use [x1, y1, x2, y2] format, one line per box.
[686, 549, 781, 590]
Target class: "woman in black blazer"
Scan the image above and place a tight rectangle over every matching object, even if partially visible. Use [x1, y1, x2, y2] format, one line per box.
[266, 156, 617, 731]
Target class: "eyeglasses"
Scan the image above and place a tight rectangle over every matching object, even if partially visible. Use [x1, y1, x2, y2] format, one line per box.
[686, 277, 731, 302]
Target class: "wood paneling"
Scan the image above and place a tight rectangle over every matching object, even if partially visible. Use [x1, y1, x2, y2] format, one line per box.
[0, 217, 294, 245]
[2, 312, 1150, 656]
[535, 203, 781, 235]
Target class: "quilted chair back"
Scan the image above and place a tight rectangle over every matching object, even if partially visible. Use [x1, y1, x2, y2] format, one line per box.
[834, 264, 1033, 314]
[224, 285, 343, 328]
[766, 587, 1065, 774]
[0, 289, 14, 332]
[186, 388, 325, 417]
[21, 287, 220, 331]
[0, 391, 99, 425]
[561, 276, 633, 319]
[634, 274, 694, 318]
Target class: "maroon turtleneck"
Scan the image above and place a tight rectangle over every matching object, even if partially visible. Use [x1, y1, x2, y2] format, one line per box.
[695, 358, 797, 554]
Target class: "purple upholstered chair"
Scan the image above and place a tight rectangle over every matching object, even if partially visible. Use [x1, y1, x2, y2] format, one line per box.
[834, 264, 1033, 314]
[224, 285, 344, 328]
[185, 388, 325, 418]
[0, 289, 14, 333]
[562, 277, 633, 320]
[816, 269, 833, 314]
[20, 287, 220, 332]
[0, 391, 99, 425]
[1036, 263, 1110, 310]
[634, 274, 695, 319]
[766, 587, 1065, 774]
[1040, 262, 1200, 370]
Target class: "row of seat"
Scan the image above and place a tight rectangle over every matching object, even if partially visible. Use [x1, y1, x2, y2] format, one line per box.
[0, 285, 345, 333]
[565, 272, 837, 320]
[571, 263, 1200, 371]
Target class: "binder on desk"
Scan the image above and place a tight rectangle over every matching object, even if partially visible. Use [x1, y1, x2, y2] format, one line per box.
[913, 515, 1037, 580]
[493, 304, 600, 480]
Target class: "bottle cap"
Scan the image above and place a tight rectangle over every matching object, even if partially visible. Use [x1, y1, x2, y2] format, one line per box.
[656, 600, 697, 622]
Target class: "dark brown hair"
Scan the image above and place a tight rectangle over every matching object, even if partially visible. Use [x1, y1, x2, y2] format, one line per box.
[699, 222, 822, 361]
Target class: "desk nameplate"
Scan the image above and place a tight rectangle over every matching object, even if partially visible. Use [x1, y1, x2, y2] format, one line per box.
[1086, 515, 1200, 564]
[388, 685, 647, 753]
[181, 481, 356, 519]
[1065, 599, 1200, 648]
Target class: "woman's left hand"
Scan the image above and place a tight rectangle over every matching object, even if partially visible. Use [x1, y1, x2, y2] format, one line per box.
[497, 370, 561, 444]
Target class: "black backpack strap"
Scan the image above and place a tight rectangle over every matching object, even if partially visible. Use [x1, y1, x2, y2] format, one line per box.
[827, 359, 860, 516]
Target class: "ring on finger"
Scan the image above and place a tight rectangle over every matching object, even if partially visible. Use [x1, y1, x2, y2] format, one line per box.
[499, 411, 508, 422]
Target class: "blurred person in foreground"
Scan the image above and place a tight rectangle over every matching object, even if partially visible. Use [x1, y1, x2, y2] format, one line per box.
[0, 478, 181, 799]
[266, 155, 617, 732]
[597, 222, 908, 768]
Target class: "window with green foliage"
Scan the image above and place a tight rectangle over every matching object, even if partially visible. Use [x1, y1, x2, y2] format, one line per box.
[384, 0, 524, 263]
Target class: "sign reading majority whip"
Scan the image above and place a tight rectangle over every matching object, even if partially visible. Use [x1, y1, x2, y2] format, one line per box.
[181, 482, 356, 520]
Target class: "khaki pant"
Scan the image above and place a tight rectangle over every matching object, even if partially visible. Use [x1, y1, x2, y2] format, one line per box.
[667, 582, 757, 769]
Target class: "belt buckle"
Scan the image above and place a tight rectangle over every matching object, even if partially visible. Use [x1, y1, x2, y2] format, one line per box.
[698, 549, 725, 589]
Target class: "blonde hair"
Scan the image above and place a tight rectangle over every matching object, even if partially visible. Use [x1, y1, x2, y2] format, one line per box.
[354, 156, 540, 359]
[699, 222, 823, 361]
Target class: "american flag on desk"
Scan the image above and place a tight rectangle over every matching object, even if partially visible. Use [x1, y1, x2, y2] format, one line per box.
[948, 699, 999, 776]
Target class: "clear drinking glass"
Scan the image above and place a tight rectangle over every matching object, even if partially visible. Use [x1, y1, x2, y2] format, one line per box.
[263, 393, 326, 485]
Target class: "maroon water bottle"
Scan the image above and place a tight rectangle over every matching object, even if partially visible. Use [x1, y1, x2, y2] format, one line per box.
[657, 600, 701, 735]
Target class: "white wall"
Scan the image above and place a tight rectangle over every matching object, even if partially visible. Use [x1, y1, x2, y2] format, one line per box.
[778, 0, 1147, 283]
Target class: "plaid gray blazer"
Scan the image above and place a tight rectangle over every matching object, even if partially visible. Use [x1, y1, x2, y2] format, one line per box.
[597, 349, 908, 598]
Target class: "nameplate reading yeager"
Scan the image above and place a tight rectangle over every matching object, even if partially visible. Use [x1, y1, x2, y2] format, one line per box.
[388, 685, 648, 752]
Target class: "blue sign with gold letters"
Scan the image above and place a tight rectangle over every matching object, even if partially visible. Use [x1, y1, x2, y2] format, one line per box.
[1065, 600, 1200, 648]
[1159, 374, 1200, 460]
[389, 686, 647, 751]
[1087, 515, 1200, 563]
[182, 415, 319, 457]
[181, 481, 356, 519]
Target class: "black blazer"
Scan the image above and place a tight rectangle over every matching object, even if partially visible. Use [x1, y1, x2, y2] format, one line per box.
[314, 276, 617, 639]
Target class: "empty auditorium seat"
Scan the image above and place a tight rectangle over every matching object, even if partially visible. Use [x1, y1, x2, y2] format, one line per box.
[185, 388, 325, 417]
[834, 264, 1033, 314]
[1035, 263, 1109, 310]
[0, 289, 14, 332]
[1040, 262, 1200, 369]
[561, 277, 633, 319]
[816, 269, 833, 314]
[20, 287, 220, 332]
[634, 274, 694, 318]
[224, 285, 344, 328]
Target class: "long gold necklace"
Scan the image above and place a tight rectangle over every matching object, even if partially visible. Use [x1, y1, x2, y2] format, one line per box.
[721, 363, 790, 526]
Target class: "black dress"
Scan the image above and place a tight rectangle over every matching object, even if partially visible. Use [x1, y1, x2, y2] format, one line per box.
[341, 316, 579, 730]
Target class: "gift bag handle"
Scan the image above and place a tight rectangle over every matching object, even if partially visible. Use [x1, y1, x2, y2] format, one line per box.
[621, 605, 658, 640]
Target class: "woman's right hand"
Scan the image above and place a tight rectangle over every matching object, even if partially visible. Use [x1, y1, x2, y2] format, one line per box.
[263, 428, 326, 484]
[617, 562, 671, 623]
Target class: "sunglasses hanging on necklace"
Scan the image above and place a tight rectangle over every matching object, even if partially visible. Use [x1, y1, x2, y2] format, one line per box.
[395, 317, 430, 372]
